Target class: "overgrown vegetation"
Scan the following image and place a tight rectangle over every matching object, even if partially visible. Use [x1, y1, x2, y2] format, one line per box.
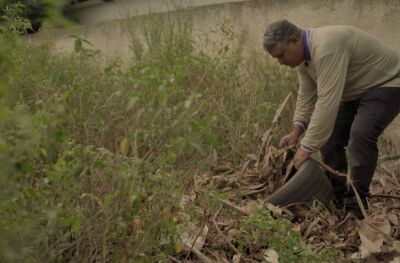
[0, 3, 339, 262]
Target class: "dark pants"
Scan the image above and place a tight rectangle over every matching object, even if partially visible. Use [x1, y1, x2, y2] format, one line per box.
[320, 87, 400, 209]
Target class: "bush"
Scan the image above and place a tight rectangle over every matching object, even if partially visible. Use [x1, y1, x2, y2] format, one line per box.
[0, 8, 337, 262]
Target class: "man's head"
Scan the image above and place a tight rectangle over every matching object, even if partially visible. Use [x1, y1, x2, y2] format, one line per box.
[264, 20, 304, 68]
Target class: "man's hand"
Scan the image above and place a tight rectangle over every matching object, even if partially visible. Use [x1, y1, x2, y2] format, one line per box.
[280, 123, 304, 147]
[280, 131, 300, 147]
[294, 148, 311, 169]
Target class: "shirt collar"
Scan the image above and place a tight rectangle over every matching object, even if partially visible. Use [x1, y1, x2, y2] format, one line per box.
[303, 30, 311, 61]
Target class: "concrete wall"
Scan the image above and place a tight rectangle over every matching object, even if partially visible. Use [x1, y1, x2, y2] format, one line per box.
[31, 0, 400, 55]
[29, 0, 400, 151]
[63, 0, 249, 25]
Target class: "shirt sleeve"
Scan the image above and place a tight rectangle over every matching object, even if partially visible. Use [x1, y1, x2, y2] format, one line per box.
[300, 49, 350, 151]
[293, 65, 317, 128]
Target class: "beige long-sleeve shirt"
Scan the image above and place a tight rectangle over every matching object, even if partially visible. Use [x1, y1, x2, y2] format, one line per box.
[294, 25, 400, 151]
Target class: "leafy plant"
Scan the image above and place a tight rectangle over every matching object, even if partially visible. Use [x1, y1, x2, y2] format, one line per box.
[236, 206, 339, 262]
[0, 6, 339, 262]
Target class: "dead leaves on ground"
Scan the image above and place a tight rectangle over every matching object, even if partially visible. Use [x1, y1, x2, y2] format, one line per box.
[172, 92, 400, 262]
[173, 151, 400, 262]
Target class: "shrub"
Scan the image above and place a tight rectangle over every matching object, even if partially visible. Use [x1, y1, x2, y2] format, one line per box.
[0, 7, 338, 262]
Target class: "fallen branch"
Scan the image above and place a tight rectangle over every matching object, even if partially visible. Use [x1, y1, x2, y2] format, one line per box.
[256, 92, 292, 168]
[348, 179, 369, 220]
[281, 159, 295, 185]
[312, 158, 346, 178]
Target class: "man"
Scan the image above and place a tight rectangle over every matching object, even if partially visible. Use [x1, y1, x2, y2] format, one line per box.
[263, 20, 400, 218]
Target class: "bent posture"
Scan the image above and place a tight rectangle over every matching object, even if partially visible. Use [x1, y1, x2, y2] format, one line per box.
[263, 20, 400, 218]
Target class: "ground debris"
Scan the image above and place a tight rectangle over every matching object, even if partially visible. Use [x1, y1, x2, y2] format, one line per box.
[173, 148, 400, 262]
[172, 96, 400, 262]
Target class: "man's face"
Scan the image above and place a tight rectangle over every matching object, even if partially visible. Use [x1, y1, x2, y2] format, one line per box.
[267, 37, 304, 68]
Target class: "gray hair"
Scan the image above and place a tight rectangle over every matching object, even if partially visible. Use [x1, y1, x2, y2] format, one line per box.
[263, 20, 302, 50]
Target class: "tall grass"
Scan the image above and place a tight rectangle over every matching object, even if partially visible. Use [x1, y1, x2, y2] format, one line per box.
[0, 8, 326, 262]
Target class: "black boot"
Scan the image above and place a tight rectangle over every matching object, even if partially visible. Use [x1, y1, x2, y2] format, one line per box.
[343, 196, 368, 220]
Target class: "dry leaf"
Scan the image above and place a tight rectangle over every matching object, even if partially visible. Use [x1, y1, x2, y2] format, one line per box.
[383, 184, 397, 194]
[232, 254, 241, 263]
[119, 137, 128, 154]
[359, 215, 391, 258]
[209, 250, 230, 263]
[215, 217, 235, 226]
[292, 223, 301, 232]
[264, 248, 279, 263]
[371, 185, 384, 195]
[131, 216, 141, 233]
[213, 163, 233, 173]
[388, 213, 399, 226]
[246, 154, 258, 161]
[179, 192, 196, 209]
[244, 200, 260, 214]
[265, 202, 283, 216]
[351, 252, 361, 259]
[394, 240, 400, 253]
[365, 255, 379, 263]
[177, 223, 208, 252]
[252, 123, 263, 137]
[247, 182, 267, 190]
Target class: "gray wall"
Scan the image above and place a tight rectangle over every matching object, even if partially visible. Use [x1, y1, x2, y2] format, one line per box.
[31, 0, 400, 57]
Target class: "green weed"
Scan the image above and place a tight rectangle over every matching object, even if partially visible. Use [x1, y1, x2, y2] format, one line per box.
[0, 5, 338, 262]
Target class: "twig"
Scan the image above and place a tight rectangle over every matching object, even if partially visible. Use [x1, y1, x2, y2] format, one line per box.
[211, 205, 223, 221]
[379, 154, 400, 162]
[185, 223, 208, 261]
[348, 179, 369, 219]
[211, 219, 241, 256]
[219, 199, 250, 215]
[315, 158, 369, 218]
[256, 92, 292, 168]
[378, 163, 400, 186]
[168, 256, 182, 263]
[312, 158, 347, 178]
[281, 159, 295, 185]
[240, 159, 251, 177]
[333, 213, 352, 230]
[241, 186, 268, 196]
[372, 194, 400, 200]
[190, 247, 213, 263]
[208, 250, 230, 263]
[385, 205, 400, 213]
[199, 191, 250, 216]
[304, 217, 321, 238]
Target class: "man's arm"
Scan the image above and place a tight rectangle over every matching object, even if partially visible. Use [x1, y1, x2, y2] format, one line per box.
[282, 65, 316, 147]
[293, 65, 317, 129]
[300, 49, 350, 152]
